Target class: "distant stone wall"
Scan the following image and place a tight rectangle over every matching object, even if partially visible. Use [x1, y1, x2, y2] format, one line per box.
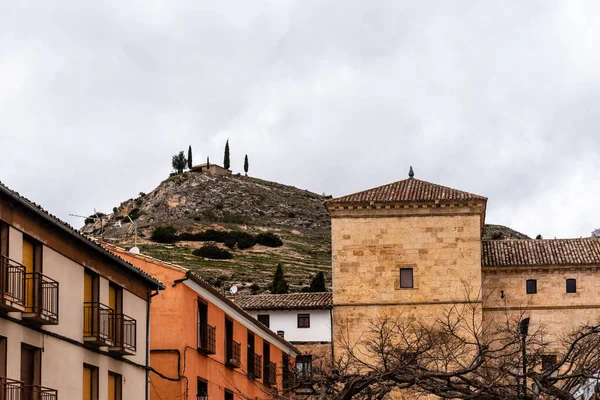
[483, 264, 600, 346]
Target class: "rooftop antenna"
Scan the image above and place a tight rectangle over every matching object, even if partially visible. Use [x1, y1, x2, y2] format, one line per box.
[69, 209, 106, 237]
[124, 215, 139, 251]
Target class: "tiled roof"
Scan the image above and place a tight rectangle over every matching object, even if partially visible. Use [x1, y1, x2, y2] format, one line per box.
[482, 239, 600, 267]
[235, 292, 333, 310]
[0, 181, 165, 289]
[327, 178, 487, 205]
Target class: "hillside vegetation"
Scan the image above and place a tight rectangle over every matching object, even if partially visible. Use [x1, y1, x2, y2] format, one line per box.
[82, 172, 331, 294]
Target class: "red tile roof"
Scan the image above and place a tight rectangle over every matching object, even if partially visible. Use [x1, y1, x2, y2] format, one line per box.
[235, 292, 333, 310]
[483, 238, 600, 267]
[327, 178, 487, 205]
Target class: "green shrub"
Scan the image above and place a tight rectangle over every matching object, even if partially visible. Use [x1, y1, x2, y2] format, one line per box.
[256, 232, 283, 247]
[192, 245, 233, 260]
[219, 212, 247, 224]
[151, 226, 178, 243]
[224, 238, 237, 249]
[235, 232, 256, 249]
[129, 208, 142, 221]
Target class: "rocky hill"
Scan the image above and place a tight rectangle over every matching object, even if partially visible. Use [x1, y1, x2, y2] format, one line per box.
[82, 172, 332, 294]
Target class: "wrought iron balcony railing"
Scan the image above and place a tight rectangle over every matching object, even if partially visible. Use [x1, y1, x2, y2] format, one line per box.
[225, 340, 241, 369]
[23, 384, 58, 400]
[0, 256, 26, 312]
[0, 377, 24, 400]
[197, 323, 216, 354]
[252, 354, 262, 379]
[109, 313, 136, 355]
[22, 272, 59, 325]
[83, 302, 114, 346]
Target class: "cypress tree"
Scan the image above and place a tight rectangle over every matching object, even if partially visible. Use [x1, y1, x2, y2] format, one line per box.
[244, 154, 249, 176]
[187, 145, 193, 169]
[224, 140, 230, 170]
[207, 156, 210, 170]
[271, 263, 289, 294]
[309, 272, 326, 292]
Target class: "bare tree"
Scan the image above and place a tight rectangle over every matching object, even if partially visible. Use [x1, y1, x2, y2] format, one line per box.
[272, 298, 600, 400]
[592, 228, 600, 238]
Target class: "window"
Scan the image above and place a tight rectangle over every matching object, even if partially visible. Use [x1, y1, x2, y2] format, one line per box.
[197, 378, 208, 399]
[21, 344, 41, 387]
[263, 341, 270, 385]
[526, 279, 537, 294]
[297, 314, 310, 329]
[0, 223, 8, 258]
[83, 364, 99, 400]
[282, 353, 290, 389]
[566, 279, 577, 293]
[22, 236, 42, 309]
[400, 268, 413, 288]
[108, 372, 122, 400]
[542, 354, 557, 372]
[224, 389, 234, 400]
[198, 299, 215, 354]
[247, 332, 255, 378]
[296, 355, 312, 382]
[257, 314, 270, 328]
[0, 336, 6, 378]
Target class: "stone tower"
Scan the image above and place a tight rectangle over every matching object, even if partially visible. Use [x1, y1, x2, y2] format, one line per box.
[325, 171, 487, 360]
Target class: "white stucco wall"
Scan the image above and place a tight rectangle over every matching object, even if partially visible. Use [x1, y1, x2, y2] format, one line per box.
[247, 309, 332, 342]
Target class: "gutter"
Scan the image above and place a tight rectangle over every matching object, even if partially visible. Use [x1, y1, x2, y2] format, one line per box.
[146, 287, 161, 400]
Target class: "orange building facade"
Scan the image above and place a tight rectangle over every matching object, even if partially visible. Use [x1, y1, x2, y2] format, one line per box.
[108, 245, 299, 400]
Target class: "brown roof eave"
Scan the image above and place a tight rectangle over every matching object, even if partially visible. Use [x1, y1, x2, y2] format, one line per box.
[186, 273, 300, 355]
[0, 184, 165, 290]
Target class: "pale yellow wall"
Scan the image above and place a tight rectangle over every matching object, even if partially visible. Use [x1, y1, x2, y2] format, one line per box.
[331, 212, 483, 361]
[1, 224, 150, 398]
[332, 214, 482, 305]
[482, 266, 600, 344]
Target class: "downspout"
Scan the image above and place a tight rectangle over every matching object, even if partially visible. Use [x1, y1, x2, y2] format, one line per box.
[329, 307, 334, 362]
[146, 286, 161, 400]
[172, 270, 190, 287]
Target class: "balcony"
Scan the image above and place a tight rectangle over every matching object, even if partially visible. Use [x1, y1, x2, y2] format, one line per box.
[265, 361, 277, 387]
[0, 377, 23, 400]
[225, 340, 241, 369]
[252, 354, 262, 379]
[22, 273, 59, 325]
[23, 385, 58, 400]
[83, 302, 114, 347]
[109, 313, 136, 356]
[197, 323, 216, 354]
[0, 256, 26, 312]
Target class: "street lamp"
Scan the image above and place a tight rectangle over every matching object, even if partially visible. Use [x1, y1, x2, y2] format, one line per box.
[197, 391, 208, 400]
[519, 318, 530, 399]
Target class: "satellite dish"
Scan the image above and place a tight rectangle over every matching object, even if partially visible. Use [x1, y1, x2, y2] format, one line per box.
[230, 285, 238, 295]
[129, 246, 140, 254]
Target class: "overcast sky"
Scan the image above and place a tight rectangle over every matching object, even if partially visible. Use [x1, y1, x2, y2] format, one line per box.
[1, 1, 599, 238]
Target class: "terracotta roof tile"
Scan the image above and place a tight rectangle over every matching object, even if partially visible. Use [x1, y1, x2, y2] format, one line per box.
[482, 238, 600, 267]
[0, 181, 164, 289]
[327, 178, 487, 205]
[235, 292, 333, 310]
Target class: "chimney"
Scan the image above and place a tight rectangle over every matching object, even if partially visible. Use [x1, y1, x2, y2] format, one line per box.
[277, 330, 285, 338]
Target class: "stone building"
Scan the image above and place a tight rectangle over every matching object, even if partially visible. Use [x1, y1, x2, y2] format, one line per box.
[325, 170, 600, 368]
[190, 162, 232, 176]
[235, 292, 333, 380]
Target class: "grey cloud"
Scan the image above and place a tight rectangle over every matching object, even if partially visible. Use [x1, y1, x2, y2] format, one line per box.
[1, 1, 599, 239]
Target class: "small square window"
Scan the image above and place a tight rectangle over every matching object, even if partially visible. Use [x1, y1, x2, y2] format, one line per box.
[257, 314, 270, 328]
[526, 279, 537, 294]
[297, 314, 310, 328]
[541, 354, 557, 372]
[566, 279, 576, 293]
[400, 268, 413, 288]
